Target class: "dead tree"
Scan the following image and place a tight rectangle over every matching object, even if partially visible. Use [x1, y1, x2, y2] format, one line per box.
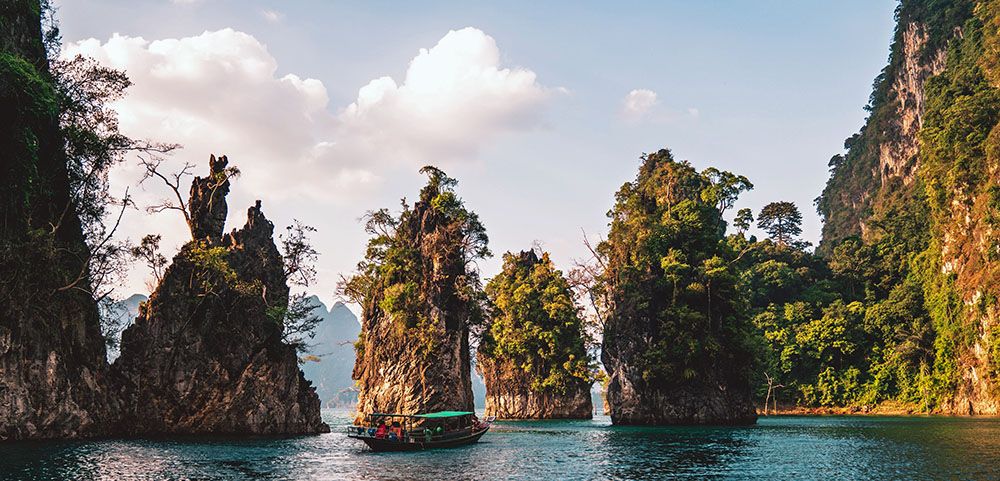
[763, 372, 785, 416]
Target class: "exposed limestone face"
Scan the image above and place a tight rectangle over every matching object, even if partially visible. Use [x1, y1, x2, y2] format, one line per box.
[351, 176, 480, 422]
[479, 374, 592, 420]
[876, 22, 948, 187]
[602, 346, 757, 426]
[352, 319, 473, 422]
[112, 156, 328, 435]
[0, 1, 117, 441]
[817, 17, 959, 251]
[935, 126, 1000, 416]
[188, 154, 231, 240]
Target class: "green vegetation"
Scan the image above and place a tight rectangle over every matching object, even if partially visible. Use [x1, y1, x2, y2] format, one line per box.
[478, 250, 596, 395]
[596, 149, 755, 389]
[341, 166, 489, 354]
[753, 0, 1000, 411]
[756, 202, 803, 247]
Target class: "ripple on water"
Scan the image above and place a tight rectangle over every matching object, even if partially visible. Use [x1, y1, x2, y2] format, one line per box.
[2, 411, 1000, 480]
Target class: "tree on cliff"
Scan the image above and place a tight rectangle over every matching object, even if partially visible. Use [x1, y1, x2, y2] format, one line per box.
[734, 208, 754, 235]
[341, 165, 489, 416]
[0, 0, 129, 439]
[340, 165, 490, 338]
[594, 148, 757, 425]
[477, 249, 596, 418]
[113, 156, 329, 434]
[757, 201, 803, 246]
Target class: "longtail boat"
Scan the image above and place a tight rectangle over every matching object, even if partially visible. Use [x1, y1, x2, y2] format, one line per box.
[346, 411, 494, 451]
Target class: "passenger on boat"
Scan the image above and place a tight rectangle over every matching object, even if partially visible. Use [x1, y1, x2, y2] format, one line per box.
[391, 422, 403, 440]
[375, 421, 388, 439]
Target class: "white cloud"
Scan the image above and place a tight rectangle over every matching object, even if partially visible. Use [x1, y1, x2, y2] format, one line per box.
[334, 27, 553, 166]
[621, 88, 658, 121]
[260, 9, 284, 23]
[63, 26, 555, 296]
[170, 0, 203, 4]
[63, 29, 341, 201]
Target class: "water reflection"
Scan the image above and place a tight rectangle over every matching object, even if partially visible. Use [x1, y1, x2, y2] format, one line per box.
[2, 412, 1000, 480]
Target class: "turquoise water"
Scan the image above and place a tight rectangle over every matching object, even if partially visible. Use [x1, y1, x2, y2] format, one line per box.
[2, 410, 1000, 480]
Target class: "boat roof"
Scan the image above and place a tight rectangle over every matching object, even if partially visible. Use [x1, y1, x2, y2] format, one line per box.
[369, 411, 474, 419]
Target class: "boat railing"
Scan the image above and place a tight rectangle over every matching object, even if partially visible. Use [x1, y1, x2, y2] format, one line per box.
[347, 422, 484, 443]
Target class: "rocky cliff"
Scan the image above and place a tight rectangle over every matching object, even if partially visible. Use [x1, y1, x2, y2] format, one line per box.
[598, 150, 757, 425]
[816, 0, 1000, 414]
[348, 167, 486, 421]
[476, 250, 593, 419]
[112, 156, 328, 434]
[0, 1, 117, 440]
[816, 1, 970, 250]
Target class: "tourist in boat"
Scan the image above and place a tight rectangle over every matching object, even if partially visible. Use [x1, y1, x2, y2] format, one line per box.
[375, 421, 388, 439]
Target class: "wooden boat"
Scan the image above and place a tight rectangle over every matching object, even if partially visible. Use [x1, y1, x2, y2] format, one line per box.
[347, 411, 494, 452]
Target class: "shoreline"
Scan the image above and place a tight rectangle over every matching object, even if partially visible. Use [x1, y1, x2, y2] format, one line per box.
[756, 403, 993, 417]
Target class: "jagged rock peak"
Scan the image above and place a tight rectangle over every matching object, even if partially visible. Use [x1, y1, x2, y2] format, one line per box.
[227, 200, 272, 247]
[189, 154, 231, 240]
[112, 154, 328, 435]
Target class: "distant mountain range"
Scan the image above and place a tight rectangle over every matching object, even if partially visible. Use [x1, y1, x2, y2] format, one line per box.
[298, 296, 360, 408]
[103, 293, 148, 362]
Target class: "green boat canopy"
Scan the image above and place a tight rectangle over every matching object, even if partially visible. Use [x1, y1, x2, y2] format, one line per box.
[415, 411, 474, 419]
[368, 411, 474, 419]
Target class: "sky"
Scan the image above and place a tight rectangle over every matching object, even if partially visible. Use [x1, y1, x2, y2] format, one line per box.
[54, 0, 900, 309]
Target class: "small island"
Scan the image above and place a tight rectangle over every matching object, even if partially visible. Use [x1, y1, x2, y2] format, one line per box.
[477, 249, 596, 419]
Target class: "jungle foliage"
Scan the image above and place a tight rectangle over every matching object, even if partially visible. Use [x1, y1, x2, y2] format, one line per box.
[595, 149, 756, 388]
[478, 250, 596, 395]
[341, 166, 490, 354]
[758, 0, 1000, 411]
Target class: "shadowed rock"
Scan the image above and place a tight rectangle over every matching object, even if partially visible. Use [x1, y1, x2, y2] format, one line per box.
[112, 156, 328, 435]
[188, 154, 231, 240]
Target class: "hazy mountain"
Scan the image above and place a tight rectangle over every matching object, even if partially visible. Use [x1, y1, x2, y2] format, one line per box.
[103, 293, 148, 362]
[299, 296, 362, 408]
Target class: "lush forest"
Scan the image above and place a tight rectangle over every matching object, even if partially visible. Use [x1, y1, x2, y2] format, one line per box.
[478, 250, 595, 396]
[759, 0, 1000, 412]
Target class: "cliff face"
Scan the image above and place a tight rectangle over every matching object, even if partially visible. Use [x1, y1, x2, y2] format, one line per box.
[112, 156, 328, 435]
[602, 366, 756, 425]
[350, 168, 484, 421]
[920, 0, 1000, 414]
[816, 2, 966, 251]
[817, 0, 1000, 414]
[0, 1, 117, 440]
[479, 382, 591, 419]
[476, 250, 594, 419]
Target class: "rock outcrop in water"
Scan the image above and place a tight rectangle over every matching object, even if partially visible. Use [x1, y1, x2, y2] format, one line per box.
[346, 166, 487, 421]
[112, 156, 328, 435]
[597, 149, 757, 425]
[477, 250, 594, 419]
[0, 1, 117, 440]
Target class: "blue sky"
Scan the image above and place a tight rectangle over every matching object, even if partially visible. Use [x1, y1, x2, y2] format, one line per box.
[55, 0, 899, 304]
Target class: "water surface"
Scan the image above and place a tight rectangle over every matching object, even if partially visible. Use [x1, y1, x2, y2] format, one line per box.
[2, 410, 999, 480]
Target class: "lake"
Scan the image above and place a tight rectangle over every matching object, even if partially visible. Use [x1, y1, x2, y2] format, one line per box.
[2, 410, 999, 480]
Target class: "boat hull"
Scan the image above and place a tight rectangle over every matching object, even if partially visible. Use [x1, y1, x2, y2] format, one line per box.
[349, 426, 490, 452]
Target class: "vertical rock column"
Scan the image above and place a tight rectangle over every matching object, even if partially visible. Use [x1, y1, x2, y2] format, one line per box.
[0, 0, 117, 440]
[112, 155, 328, 435]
